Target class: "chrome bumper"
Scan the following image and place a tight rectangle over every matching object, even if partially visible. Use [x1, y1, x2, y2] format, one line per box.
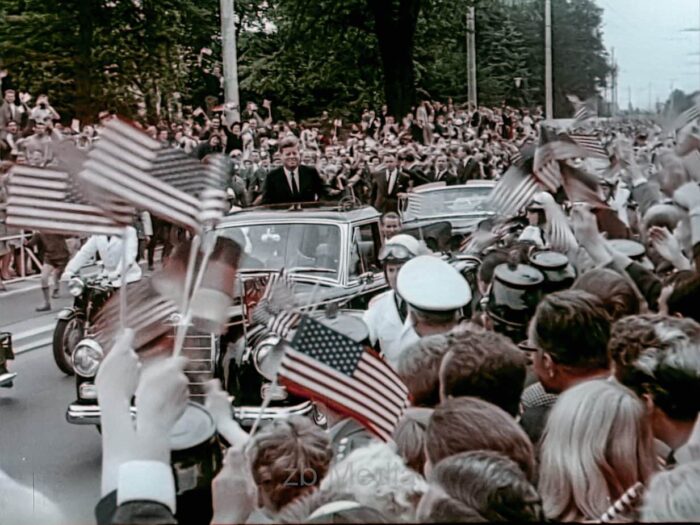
[233, 402, 319, 428]
[67, 401, 321, 427]
[66, 403, 137, 426]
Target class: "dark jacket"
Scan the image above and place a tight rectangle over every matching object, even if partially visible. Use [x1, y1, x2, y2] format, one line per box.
[371, 169, 409, 213]
[96, 491, 176, 525]
[428, 169, 459, 186]
[28, 233, 70, 266]
[457, 158, 480, 183]
[261, 165, 328, 205]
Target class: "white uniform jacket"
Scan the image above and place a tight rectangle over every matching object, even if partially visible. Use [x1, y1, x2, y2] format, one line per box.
[364, 291, 403, 350]
[381, 316, 420, 371]
[64, 227, 142, 286]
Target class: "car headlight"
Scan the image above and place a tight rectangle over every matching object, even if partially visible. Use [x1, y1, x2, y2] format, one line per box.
[68, 277, 85, 297]
[72, 339, 104, 377]
[253, 335, 283, 381]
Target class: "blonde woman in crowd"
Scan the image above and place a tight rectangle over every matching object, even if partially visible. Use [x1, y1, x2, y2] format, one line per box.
[320, 443, 428, 523]
[538, 379, 657, 522]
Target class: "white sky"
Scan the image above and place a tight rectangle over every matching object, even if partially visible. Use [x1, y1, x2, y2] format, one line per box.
[599, 0, 700, 109]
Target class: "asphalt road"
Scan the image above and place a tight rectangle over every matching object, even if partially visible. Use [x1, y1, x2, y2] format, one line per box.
[0, 344, 102, 524]
[0, 279, 102, 524]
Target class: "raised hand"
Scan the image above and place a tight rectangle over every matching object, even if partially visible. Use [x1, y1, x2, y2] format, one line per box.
[648, 226, 691, 270]
[96, 329, 140, 407]
[211, 445, 258, 525]
[96, 330, 140, 496]
[134, 355, 190, 463]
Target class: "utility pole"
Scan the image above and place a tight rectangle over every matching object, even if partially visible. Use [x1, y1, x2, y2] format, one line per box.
[628, 86, 633, 112]
[544, 0, 554, 120]
[611, 47, 618, 117]
[648, 83, 652, 113]
[220, 0, 240, 122]
[466, 7, 478, 108]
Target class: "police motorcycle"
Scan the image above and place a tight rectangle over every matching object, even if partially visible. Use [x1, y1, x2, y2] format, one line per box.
[52, 263, 116, 375]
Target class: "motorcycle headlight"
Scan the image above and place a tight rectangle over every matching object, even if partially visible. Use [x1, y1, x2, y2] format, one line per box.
[68, 277, 85, 297]
[72, 339, 104, 377]
[253, 335, 283, 381]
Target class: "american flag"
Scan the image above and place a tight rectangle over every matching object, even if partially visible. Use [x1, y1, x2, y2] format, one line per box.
[91, 279, 179, 353]
[487, 164, 542, 217]
[261, 268, 295, 303]
[5, 166, 125, 236]
[247, 311, 302, 347]
[559, 163, 606, 206]
[266, 311, 301, 338]
[534, 129, 595, 192]
[79, 118, 206, 232]
[567, 94, 597, 126]
[665, 94, 700, 133]
[149, 149, 229, 197]
[278, 315, 409, 442]
[540, 196, 578, 254]
[569, 132, 609, 158]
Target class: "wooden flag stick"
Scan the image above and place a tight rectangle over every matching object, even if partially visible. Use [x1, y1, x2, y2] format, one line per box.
[250, 377, 277, 436]
[172, 232, 216, 357]
[119, 227, 129, 330]
[180, 234, 202, 312]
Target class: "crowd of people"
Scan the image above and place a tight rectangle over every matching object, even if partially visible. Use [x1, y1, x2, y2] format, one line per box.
[3, 78, 700, 523]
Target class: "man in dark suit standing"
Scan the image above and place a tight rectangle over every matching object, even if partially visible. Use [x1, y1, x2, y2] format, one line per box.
[371, 152, 409, 213]
[455, 146, 481, 183]
[430, 153, 458, 186]
[0, 90, 27, 130]
[261, 136, 328, 205]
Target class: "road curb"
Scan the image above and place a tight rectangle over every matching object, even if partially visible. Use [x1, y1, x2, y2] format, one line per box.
[8, 324, 54, 355]
[15, 334, 53, 355]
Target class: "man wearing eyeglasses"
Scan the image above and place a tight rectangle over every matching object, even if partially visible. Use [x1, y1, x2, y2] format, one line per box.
[519, 289, 612, 444]
[363, 235, 429, 363]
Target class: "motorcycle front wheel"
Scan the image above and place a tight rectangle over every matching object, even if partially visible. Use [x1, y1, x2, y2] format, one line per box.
[52, 317, 84, 376]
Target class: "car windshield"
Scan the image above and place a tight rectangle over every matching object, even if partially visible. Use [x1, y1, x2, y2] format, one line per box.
[404, 186, 492, 219]
[218, 223, 342, 278]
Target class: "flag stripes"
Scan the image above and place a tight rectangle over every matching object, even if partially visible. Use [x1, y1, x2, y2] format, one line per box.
[567, 94, 597, 126]
[91, 279, 179, 352]
[278, 316, 409, 442]
[5, 166, 124, 236]
[667, 95, 700, 133]
[569, 133, 609, 158]
[78, 118, 217, 232]
[535, 160, 563, 193]
[488, 166, 541, 216]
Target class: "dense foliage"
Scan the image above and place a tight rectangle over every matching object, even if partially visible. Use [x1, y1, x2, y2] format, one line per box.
[0, 0, 611, 122]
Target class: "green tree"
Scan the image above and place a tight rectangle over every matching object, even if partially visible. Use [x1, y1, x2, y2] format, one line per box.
[0, 0, 219, 122]
[512, 0, 611, 116]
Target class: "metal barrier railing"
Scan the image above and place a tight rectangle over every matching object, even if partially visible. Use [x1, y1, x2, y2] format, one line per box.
[0, 230, 44, 284]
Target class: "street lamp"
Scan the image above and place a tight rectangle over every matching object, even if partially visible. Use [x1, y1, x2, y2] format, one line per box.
[513, 77, 527, 107]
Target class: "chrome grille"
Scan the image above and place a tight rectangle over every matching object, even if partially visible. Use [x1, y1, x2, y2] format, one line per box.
[169, 327, 217, 404]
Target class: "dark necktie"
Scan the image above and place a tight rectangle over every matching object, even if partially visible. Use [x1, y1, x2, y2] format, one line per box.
[290, 171, 299, 195]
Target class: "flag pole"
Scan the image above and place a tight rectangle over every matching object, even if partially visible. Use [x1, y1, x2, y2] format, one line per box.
[169, 233, 201, 357]
[119, 227, 129, 330]
[250, 380, 276, 436]
[172, 232, 216, 357]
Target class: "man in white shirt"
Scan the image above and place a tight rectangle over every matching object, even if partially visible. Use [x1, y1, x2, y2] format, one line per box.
[382, 255, 472, 370]
[62, 226, 142, 286]
[363, 235, 430, 365]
